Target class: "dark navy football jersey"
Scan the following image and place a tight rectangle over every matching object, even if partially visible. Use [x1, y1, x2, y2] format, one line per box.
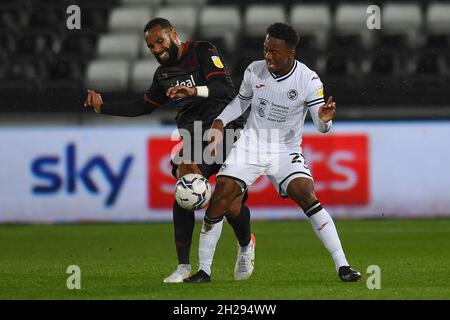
[143, 41, 237, 132]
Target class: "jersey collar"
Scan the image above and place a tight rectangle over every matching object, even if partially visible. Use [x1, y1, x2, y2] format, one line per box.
[269, 60, 298, 82]
[180, 41, 191, 57]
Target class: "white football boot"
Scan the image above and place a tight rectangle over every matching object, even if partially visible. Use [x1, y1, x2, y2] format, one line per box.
[163, 264, 191, 283]
[234, 233, 256, 280]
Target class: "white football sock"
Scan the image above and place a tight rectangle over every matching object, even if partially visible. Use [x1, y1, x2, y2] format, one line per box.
[198, 218, 223, 276]
[308, 208, 349, 271]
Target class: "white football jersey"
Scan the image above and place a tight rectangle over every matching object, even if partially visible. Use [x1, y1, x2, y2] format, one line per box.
[237, 60, 326, 147]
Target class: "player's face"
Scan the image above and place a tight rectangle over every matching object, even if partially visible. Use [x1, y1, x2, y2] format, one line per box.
[263, 35, 295, 75]
[145, 26, 179, 66]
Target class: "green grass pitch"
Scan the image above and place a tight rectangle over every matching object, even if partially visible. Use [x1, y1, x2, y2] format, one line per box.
[0, 219, 449, 299]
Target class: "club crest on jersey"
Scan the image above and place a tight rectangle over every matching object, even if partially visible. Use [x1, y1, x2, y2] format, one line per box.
[257, 98, 269, 117]
[211, 56, 224, 69]
[287, 89, 298, 100]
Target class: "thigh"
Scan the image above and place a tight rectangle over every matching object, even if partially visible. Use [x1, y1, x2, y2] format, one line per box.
[217, 141, 266, 190]
[171, 134, 216, 179]
[268, 150, 314, 197]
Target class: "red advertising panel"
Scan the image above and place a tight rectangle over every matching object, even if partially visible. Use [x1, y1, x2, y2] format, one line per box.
[148, 134, 369, 209]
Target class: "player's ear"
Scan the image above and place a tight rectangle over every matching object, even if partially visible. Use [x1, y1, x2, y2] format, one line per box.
[170, 27, 179, 41]
[288, 47, 296, 59]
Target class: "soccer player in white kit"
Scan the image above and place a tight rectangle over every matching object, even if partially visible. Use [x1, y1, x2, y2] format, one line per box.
[184, 23, 361, 283]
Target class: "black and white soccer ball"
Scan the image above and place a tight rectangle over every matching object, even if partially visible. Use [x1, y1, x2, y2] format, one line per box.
[175, 173, 212, 211]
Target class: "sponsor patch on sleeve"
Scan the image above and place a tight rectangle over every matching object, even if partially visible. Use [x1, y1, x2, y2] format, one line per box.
[211, 56, 224, 69]
[317, 87, 324, 97]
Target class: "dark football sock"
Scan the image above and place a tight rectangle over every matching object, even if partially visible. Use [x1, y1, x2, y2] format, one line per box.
[226, 204, 251, 247]
[173, 201, 195, 265]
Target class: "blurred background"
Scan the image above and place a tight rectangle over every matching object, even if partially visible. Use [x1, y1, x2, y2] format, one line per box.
[1, 0, 450, 223]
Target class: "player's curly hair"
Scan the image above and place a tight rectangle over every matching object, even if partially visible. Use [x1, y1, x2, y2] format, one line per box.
[267, 22, 299, 48]
[144, 17, 173, 33]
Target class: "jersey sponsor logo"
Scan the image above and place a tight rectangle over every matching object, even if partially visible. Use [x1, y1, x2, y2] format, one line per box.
[311, 75, 320, 81]
[256, 84, 266, 89]
[257, 98, 269, 117]
[287, 89, 298, 100]
[211, 56, 224, 69]
[174, 74, 196, 87]
[317, 87, 324, 97]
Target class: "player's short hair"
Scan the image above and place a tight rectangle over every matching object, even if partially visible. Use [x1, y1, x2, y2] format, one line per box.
[144, 17, 173, 33]
[267, 22, 299, 48]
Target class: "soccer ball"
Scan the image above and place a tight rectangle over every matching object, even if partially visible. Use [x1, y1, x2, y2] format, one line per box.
[175, 173, 212, 211]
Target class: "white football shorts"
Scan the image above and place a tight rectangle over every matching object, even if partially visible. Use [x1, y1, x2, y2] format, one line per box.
[217, 133, 313, 197]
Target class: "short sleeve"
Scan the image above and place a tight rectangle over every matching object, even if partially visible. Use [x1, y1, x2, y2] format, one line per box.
[196, 41, 228, 81]
[237, 65, 253, 101]
[305, 74, 325, 108]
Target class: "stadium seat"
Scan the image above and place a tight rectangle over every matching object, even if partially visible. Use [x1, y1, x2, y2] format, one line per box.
[371, 54, 395, 75]
[97, 33, 141, 59]
[165, 0, 207, 6]
[120, 0, 162, 8]
[81, 7, 109, 31]
[86, 59, 130, 91]
[48, 59, 84, 80]
[0, 34, 15, 54]
[244, 5, 286, 38]
[15, 33, 57, 57]
[426, 2, 450, 50]
[426, 2, 450, 33]
[0, 7, 26, 33]
[334, 4, 377, 51]
[154, 6, 197, 40]
[130, 59, 160, 92]
[381, 3, 423, 48]
[326, 55, 349, 75]
[60, 33, 97, 58]
[416, 53, 441, 75]
[108, 7, 152, 33]
[28, 8, 62, 30]
[198, 6, 241, 54]
[290, 4, 331, 51]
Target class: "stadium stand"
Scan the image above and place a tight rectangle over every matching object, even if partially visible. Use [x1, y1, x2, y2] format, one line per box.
[0, 0, 449, 118]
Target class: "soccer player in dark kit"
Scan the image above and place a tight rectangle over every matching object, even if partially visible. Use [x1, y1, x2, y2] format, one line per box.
[84, 18, 255, 283]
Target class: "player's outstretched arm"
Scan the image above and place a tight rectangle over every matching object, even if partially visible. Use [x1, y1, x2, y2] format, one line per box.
[83, 89, 159, 117]
[84, 89, 103, 113]
[309, 96, 335, 133]
[318, 96, 336, 123]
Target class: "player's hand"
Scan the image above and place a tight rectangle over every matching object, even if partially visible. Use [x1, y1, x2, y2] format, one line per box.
[208, 119, 224, 157]
[84, 89, 103, 113]
[166, 85, 196, 100]
[319, 96, 336, 123]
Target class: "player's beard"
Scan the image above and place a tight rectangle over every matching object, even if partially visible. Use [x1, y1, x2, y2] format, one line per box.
[155, 40, 179, 67]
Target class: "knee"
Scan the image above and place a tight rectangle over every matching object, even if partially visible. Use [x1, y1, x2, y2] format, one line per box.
[210, 177, 241, 205]
[287, 179, 317, 211]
